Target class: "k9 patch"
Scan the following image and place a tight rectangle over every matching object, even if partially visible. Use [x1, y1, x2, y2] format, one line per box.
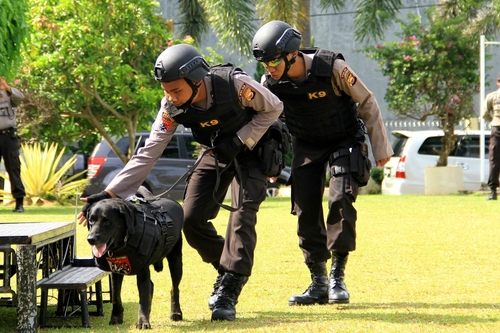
[106, 255, 132, 275]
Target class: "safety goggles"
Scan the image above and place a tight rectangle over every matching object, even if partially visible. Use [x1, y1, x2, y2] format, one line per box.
[260, 57, 283, 68]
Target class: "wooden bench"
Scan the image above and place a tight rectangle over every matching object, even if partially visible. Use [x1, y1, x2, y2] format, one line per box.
[37, 264, 110, 328]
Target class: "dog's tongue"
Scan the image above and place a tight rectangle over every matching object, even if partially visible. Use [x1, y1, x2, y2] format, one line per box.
[93, 244, 107, 258]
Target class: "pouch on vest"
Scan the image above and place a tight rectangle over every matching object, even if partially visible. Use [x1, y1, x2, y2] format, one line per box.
[256, 120, 292, 177]
[350, 142, 372, 186]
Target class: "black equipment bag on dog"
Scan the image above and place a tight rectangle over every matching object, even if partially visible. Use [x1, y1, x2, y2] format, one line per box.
[94, 201, 176, 275]
[256, 120, 292, 177]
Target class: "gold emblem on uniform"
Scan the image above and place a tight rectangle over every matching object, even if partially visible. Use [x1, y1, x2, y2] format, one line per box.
[238, 83, 256, 101]
[161, 111, 175, 131]
[307, 91, 327, 100]
[341, 67, 357, 87]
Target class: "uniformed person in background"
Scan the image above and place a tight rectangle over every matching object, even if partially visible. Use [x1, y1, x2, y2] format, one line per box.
[252, 21, 393, 306]
[482, 71, 500, 200]
[0, 77, 25, 213]
[78, 44, 283, 321]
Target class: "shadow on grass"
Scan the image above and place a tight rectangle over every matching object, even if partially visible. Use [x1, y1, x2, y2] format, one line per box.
[0, 301, 498, 332]
[175, 302, 499, 332]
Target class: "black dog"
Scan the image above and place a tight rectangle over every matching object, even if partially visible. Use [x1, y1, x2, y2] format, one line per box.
[86, 190, 183, 329]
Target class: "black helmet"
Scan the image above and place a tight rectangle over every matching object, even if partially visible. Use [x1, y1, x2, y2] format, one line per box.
[252, 20, 302, 62]
[154, 44, 210, 82]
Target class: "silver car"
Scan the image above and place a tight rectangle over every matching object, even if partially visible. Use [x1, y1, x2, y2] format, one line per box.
[382, 130, 491, 195]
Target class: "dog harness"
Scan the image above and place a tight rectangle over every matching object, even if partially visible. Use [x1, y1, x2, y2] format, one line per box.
[94, 202, 177, 275]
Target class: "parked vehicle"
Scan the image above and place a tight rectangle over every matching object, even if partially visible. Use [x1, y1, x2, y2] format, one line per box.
[83, 127, 290, 200]
[382, 130, 490, 195]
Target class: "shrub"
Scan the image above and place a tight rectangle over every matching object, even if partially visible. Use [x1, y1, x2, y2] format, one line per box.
[0, 143, 88, 205]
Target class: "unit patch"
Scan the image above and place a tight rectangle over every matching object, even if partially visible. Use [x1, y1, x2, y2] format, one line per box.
[106, 255, 132, 275]
[341, 67, 357, 87]
[307, 91, 328, 100]
[161, 110, 175, 132]
[238, 83, 256, 101]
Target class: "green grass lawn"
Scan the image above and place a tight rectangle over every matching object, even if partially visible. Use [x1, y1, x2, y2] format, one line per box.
[0, 193, 499, 332]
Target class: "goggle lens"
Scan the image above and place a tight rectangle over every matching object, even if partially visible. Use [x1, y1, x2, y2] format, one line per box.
[260, 57, 283, 68]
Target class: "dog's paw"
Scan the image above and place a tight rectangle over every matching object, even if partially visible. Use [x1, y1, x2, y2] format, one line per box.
[109, 314, 123, 325]
[136, 321, 151, 329]
[170, 312, 183, 321]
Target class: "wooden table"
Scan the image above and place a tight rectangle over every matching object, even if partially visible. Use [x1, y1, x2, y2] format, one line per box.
[0, 222, 75, 333]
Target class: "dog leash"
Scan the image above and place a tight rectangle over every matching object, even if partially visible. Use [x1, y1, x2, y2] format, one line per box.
[150, 147, 244, 212]
[150, 148, 213, 200]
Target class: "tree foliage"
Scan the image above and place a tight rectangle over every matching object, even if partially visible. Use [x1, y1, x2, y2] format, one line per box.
[18, 0, 174, 163]
[365, 10, 479, 166]
[0, 0, 30, 80]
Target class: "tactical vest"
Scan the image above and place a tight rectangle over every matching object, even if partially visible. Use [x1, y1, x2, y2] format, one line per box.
[94, 202, 179, 275]
[264, 48, 359, 144]
[169, 64, 255, 146]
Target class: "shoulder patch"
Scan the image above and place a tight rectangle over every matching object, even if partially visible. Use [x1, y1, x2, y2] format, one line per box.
[238, 83, 256, 101]
[161, 110, 174, 132]
[341, 67, 357, 87]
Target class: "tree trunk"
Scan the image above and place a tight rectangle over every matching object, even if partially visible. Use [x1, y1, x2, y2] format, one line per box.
[437, 113, 456, 166]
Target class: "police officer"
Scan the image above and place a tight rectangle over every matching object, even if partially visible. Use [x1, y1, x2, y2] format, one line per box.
[77, 44, 283, 321]
[252, 21, 393, 306]
[0, 77, 25, 212]
[482, 71, 500, 200]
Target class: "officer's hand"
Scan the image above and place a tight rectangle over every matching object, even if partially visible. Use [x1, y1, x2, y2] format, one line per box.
[77, 191, 112, 227]
[376, 157, 391, 168]
[213, 135, 244, 164]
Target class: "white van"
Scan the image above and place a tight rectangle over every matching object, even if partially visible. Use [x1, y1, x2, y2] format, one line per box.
[382, 130, 491, 195]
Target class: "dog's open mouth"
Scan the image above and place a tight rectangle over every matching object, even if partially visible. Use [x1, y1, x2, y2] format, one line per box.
[93, 243, 107, 258]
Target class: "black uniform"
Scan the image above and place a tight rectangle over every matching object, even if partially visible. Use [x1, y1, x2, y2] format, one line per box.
[263, 48, 392, 263]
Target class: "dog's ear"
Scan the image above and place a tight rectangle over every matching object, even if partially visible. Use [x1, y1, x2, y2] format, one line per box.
[119, 203, 137, 235]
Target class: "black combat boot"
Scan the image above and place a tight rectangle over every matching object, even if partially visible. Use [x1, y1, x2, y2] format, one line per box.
[211, 272, 248, 321]
[487, 187, 497, 200]
[328, 252, 350, 304]
[288, 261, 329, 306]
[13, 197, 24, 213]
[208, 269, 225, 310]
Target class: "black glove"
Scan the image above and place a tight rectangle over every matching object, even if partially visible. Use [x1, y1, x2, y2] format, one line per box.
[213, 135, 244, 164]
[81, 191, 111, 218]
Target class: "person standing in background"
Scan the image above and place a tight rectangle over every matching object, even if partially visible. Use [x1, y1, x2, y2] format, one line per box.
[0, 77, 25, 212]
[482, 72, 500, 200]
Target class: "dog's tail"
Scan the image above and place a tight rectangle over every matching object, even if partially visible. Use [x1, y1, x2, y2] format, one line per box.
[153, 260, 164, 272]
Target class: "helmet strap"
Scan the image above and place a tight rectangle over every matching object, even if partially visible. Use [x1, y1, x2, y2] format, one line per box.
[279, 53, 296, 81]
[179, 79, 199, 109]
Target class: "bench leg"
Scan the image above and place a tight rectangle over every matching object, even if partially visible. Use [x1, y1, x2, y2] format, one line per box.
[39, 289, 48, 328]
[95, 281, 104, 316]
[79, 289, 90, 328]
